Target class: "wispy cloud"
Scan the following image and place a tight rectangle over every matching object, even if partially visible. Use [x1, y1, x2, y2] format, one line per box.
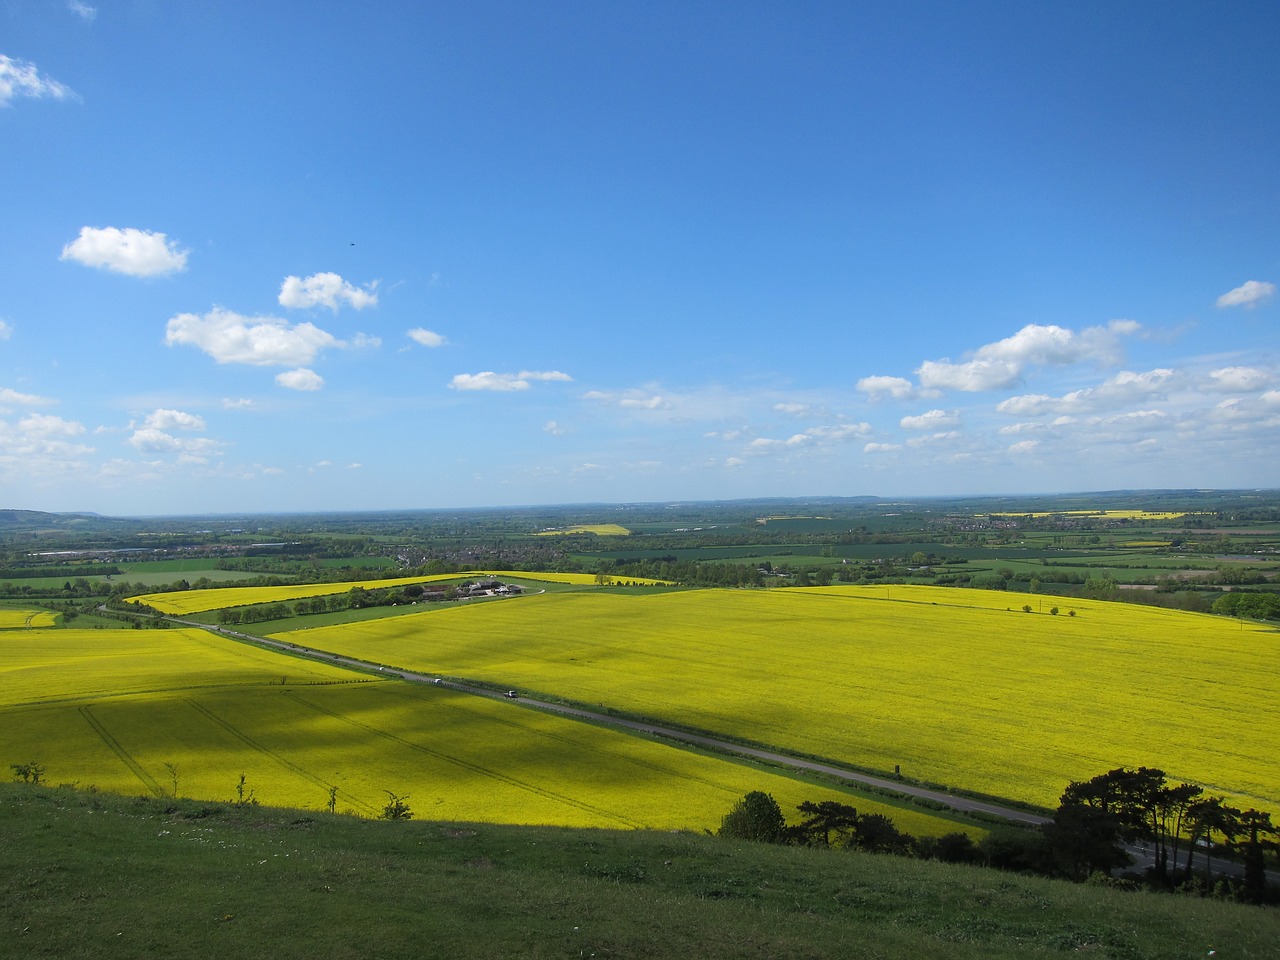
[60, 226, 188, 277]
[0, 55, 77, 106]
[1216, 280, 1275, 309]
[68, 1, 97, 22]
[0, 387, 55, 413]
[900, 409, 959, 431]
[407, 328, 447, 348]
[450, 370, 572, 392]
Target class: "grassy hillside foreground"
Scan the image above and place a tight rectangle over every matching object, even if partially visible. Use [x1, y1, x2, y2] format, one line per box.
[2, 784, 1276, 960]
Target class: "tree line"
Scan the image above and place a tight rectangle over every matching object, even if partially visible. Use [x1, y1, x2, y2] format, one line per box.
[721, 767, 1278, 905]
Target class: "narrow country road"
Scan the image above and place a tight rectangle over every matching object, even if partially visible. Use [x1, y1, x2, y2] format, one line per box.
[190, 618, 1050, 827]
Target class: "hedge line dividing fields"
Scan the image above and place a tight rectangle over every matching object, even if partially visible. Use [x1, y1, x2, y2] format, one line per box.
[0, 627, 961, 835]
[269, 584, 1280, 814]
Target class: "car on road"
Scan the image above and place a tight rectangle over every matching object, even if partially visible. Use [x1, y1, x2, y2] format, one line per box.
[504, 690, 518, 699]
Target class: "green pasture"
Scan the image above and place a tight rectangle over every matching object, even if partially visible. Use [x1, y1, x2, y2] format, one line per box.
[271, 584, 1280, 814]
[0, 627, 967, 836]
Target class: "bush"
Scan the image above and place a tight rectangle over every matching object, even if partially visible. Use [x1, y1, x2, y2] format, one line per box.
[718, 791, 785, 843]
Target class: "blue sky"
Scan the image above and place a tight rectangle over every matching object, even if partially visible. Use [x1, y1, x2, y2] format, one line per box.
[2, 1, 1277, 515]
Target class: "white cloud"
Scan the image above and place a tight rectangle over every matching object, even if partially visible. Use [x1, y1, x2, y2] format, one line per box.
[917, 320, 1139, 393]
[0, 319, 11, 340]
[222, 397, 253, 409]
[0, 387, 54, 413]
[408, 328, 446, 348]
[543, 420, 565, 435]
[60, 226, 188, 277]
[773, 402, 810, 416]
[143, 408, 205, 431]
[906, 430, 961, 448]
[0, 55, 77, 106]
[276, 368, 325, 391]
[803, 422, 872, 442]
[1206, 366, 1271, 393]
[127, 427, 220, 457]
[350, 332, 381, 349]
[450, 370, 572, 392]
[620, 395, 666, 410]
[166, 308, 339, 366]
[278, 272, 378, 311]
[1008, 440, 1040, 454]
[863, 442, 901, 453]
[68, 1, 96, 21]
[1216, 280, 1275, 309]
[900, 409, 958, 431]
[347, 462, 362, 469]
[747, 434, 812, 452]
[997, 368, 1177, 418]
[19, 413, 84, 438]
[856, 375, 918, 401]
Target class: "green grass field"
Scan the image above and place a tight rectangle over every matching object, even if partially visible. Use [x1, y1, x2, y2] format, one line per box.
[5, 783, 1275, 960]
[269, 584, 1280, 813]
[0, 626, 961, 835]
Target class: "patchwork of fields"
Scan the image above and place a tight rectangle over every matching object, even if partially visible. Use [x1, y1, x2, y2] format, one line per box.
[269, 584, 1280, 812]
[0, 627, 951, 834]
[128, 570, 665, 616]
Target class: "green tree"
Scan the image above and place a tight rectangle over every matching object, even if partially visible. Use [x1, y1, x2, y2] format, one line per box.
[718, 791, 785, 843]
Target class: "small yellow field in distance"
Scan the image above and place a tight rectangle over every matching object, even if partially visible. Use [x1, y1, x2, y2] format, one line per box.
[128, 569, 666, 615]
[537, 524, 631, 536]
[0, 609, 57, 628]
[272, 584, 1279, 814]
[0, 627, 950, 835]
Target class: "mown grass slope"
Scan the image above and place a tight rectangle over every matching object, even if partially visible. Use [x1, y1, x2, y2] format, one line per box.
[2, 783, 1275, 960]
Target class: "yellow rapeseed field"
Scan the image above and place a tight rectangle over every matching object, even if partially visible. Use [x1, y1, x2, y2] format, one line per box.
[0, 626, 951, 834]
[536, 524, 631, 536]
[128, 570, 665, 615]
[271, 584, 1280, 813]
[0, 609, 57, 628]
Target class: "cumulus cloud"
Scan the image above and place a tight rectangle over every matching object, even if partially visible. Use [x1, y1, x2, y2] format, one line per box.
[857, 375, 921, 401]
[142, 408, 205, 431]
[127, 427, 221, 457]
[60, 226, 188, 277]
[773, 402, 810, 416]
[450, 370, 572, 392]
[408, 328, 446, 348]
[68, 1, 96, 21]
[278, 272, 378, 311]
[543, 420, 565, 435]
[222, 397, 253, 409]
[1008, 440, 1040, 454]
[166, 307, 339, 366]
[1216, 280, 1275, 309]
[1206, 366, 1271, 393]
[917, 320, 1139, 393]
[276, 368, 325, 391]
[19, 413, 84, 438]
[900, 409, 959, 431]
[997, 368, 1177, 418]
[0, 55, 77, 106]
[863, 442, 901, 453]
